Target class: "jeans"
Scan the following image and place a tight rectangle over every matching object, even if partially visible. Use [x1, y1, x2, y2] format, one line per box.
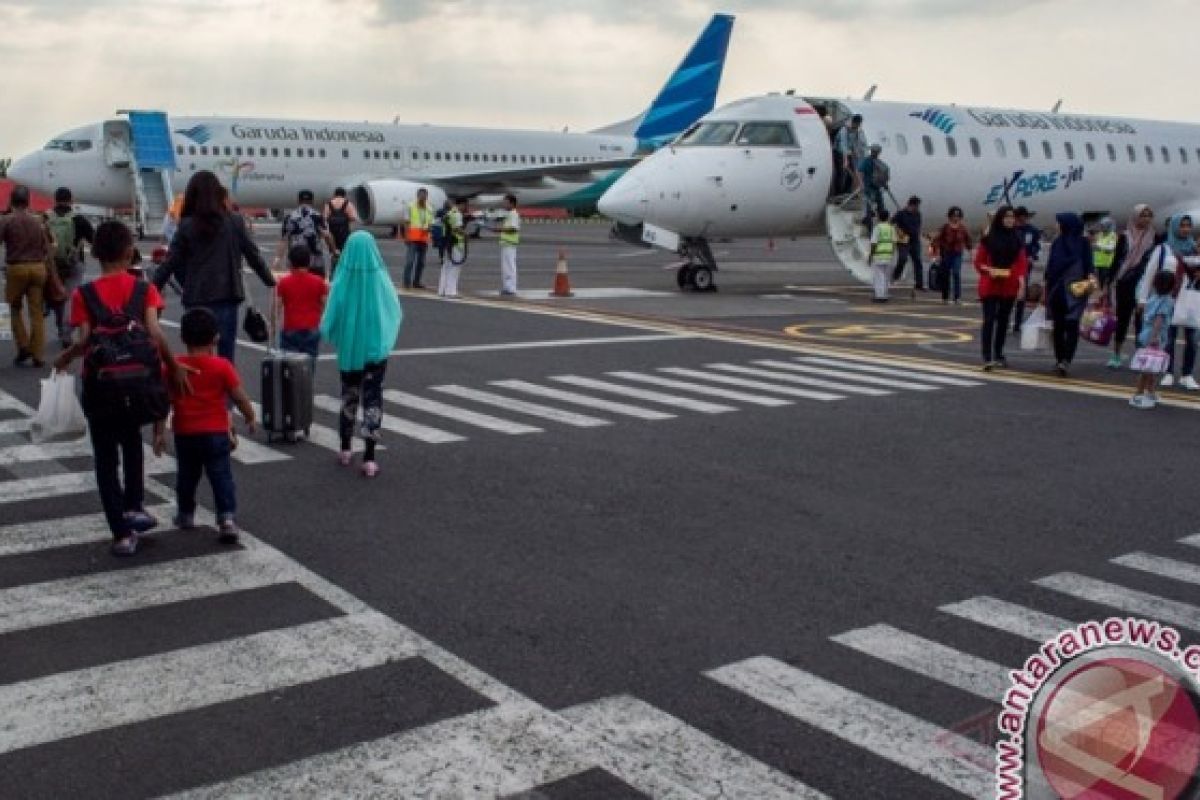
[893, 239, 924, 288]
[981, 297, 1015, 362]
[189, 300, 240, 363]
[5, 261, 47, 360]
[174, 433, 236, 520]
[1166, 326, 1198, 377]
[1049, 297, 1081, 365]
[340, 360, 387, 460]
[941, 251, 963, 301]
[89, 419, 145, 538]
[280, 328, 320, 373]
[403, 243, 428, 286]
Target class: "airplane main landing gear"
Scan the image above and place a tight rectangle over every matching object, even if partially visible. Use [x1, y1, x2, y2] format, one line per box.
[675, 238, 718, 292]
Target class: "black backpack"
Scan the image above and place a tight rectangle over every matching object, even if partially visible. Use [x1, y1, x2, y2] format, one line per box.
[80, 281, 170, 425]
[327, 200, 351, 246]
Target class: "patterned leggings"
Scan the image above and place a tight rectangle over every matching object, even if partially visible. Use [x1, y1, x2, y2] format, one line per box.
[339, 360, 387, 460]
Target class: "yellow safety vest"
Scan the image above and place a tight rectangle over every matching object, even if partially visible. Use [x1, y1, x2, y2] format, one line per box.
[873, 223, 895, 261]
[1094, 231, 1117, 269]
[407, 203, 432, 244]
[499, 210, 520, 247]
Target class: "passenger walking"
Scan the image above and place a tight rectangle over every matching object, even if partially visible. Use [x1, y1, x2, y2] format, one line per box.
[932, 206, 972, 304]
[1044, 212, 1096, 377]
[1139, 214, 1199, 389]
[322, 188, 358, 255]
[154, 171, 277, 365]
[858, 144, 889, 224]
[834, 114, 867, 196]
[891, 196, 924, 290]
[273, 244, 328, 373]
[1111, 204, 1159, 368]
[320, 231, 402, 477]
[1130, 271, 1176, 409]
[402, 188, 434, 289]
[438, 197, 469, 299]
[432, 199, 452, 269]
[277, 189, 338, 279]
[498, 193, 521, 296]
[974, 205, 1028, 370]
[1092, 217, 1119, 289]
[44, 187, 95, 349]
[0, 185, 51, 367]
[54, 221, 189, 556]
[1011, 207, 1042, 334]
[868, 209, 896, 302]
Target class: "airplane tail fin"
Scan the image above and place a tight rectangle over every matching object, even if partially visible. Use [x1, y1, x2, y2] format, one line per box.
[592, 14, 734, 146]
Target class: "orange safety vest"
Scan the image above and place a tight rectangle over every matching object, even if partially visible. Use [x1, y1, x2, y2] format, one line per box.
[406, 203, 432, 245]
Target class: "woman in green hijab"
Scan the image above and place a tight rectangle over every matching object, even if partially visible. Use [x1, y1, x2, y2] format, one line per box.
[320, 231, 402, 477]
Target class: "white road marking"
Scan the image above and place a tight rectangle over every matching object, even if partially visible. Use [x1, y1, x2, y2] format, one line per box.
[383, 389, 542, 435]
[1036, 572, 1200, 632]
[551, 375, 736, 414]
[608, 371, 792, 407]
[248, 401, 379, 455]
[431, 385, 611, 428]
[797, 356, 985, 387]
[0, 547, 295, 635]
[0, 611, 421, 755]
[711, 363, 892, 397]
[482, 287, 674, 300]
[228, 434, 291, 465]
[764, 360, 942, 391]
[706, 657, 993, 799]
[659, 367, 843, 402]
[1182, 533, 1200, 549]
[315, 333, 692, 361]
[492, 380, 675, 421]
[939, 596, 1074, 643]
[313, 394, 465, 444]
[0, 502, 191, 556]
[0, 418, 31, 435]
[1113, 552, 1200, 587]
[0, 438, 91, 465]
[0, 463, 174, 505]
[561, 695, 829, 799]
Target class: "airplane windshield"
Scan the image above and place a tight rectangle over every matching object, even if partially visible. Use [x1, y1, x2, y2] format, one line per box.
[676, 121, 739, 147]
[735, 122, 796, 147]
[44, 139, 93, 153]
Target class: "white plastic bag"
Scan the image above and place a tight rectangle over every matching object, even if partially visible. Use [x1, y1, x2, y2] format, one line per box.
[1020, 307, 1050, 351]
[30, 373, 88, 444]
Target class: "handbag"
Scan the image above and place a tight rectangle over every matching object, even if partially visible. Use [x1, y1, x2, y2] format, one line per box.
[1080, 300, 1117, 346]
[243, 304, 269, 343]
[1171, 285, 1200, 329]
[1068, 278, 1094, 298]
[927, 261, 944, 293]
[1130, 347, 1169, 375]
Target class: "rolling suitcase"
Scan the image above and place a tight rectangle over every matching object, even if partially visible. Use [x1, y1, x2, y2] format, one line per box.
[261, 353, 313, 443]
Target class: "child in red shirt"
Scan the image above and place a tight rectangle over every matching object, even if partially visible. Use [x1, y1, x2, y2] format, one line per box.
[153, 307, 257, 544]
[273, 244, 328, 372]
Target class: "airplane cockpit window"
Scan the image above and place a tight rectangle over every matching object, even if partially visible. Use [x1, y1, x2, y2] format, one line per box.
[676, 121, 739, 147]
[735, 122, 796, 147]
[44, 139, 93, 153]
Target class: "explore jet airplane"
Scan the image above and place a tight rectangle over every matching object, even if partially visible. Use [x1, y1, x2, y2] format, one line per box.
[598, 92, 1200, 290]
[8, 14, 734, 235]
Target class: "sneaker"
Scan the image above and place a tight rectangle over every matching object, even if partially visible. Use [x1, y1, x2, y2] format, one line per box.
[1055, 362, 1068, 377]
[1131, 394, 1157, 409]
[1162, 374, 1176, 388]
[982, 361, 996, 372]
[1107, 354, 1123, 369]
[13, 350, 30, 367]
[1181, 376, 1200, 391]
[361, 461, 380, 478]
[172, 513, 195, 530]
[124, 510, 159, 533]
[338, 450, 353, 467]
[111, 533, 139, 557]
[217, 521, 240, 545]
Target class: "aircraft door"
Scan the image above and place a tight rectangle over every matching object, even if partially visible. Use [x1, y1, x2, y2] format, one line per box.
[102, 120, 132, 168]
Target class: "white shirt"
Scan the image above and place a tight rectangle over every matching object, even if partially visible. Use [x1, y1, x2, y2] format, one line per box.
[1137, 244, 1179, 305]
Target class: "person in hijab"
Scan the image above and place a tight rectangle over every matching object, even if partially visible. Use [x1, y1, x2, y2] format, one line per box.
[1110, 204, 1159, 368]
[1138, 214, 1199, 389]
[973, 205, 1028, 370]
[320, 230, 403, 476]
[1044, 212, 1095, 376]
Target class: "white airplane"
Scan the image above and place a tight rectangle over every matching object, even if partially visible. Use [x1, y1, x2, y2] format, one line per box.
[598, 92, 1200, 290]
[7, 14, 734, 235]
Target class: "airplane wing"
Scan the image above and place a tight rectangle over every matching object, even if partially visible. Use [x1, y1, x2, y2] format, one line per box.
[430, 157, 640, 192]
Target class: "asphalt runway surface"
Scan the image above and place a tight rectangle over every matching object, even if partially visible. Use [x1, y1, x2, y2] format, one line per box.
[2, 221, 1199, 798]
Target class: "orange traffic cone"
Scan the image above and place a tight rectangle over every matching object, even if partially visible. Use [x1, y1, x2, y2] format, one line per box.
[550, 249, 574, 297]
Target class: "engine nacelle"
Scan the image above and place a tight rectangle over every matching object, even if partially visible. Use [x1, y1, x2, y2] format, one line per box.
[352, 180, 447, 226]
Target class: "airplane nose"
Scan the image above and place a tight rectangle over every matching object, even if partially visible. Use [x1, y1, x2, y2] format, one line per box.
[6, 154, 43, 190]
[598, 175, 648, 225]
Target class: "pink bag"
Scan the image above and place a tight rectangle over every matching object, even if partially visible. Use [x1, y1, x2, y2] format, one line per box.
[1080, 301, 1117, 346]
[1130, 347, 1169, 375]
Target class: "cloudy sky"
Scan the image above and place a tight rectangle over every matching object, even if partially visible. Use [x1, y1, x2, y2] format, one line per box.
[1, 0, 1192, 158]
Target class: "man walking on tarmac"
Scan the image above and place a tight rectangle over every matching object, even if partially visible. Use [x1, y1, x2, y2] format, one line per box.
[45, 187, 95, 348]
[0, 185, 52, 366]
[498, 193, 521, 296]
[891, 195, 924, 291]
[277, 190, 338, 279]
[402, 188, 433, 289]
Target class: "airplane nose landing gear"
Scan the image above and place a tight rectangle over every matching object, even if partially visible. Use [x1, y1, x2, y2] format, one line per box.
[676, 237, 718, 292]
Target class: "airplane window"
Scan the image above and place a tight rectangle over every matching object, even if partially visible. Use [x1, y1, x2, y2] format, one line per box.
[1127, 145, 1136, 162]
[677, 121, 739, 147]
[434, 153, 441, 161]
[297, 149, 305, 159]
[1108, 144, 1117, 161]
[375, 150, 382, 159]
[423, 152, 430, 160]
[319, 149, 325, 158]
[1019, 140, 1030, 159]
[271, 148, 279, 157]
[1181, 147, 1188, 165]
[342, 149, 349, 159]
[284, 148, 292, 157]
[945, 137, 958, 157]
[1042, 141, 1053, 159]
[1085, 143, 1095, 161]
[1195, 148, 1200, 163]
[200, 146, 208, 156]
[501, 155, 508, 163]
[895, 134, 908, 156]
[307, 148, 315, 158]
[1161, 146, 1170, 164]
[1064, 142, 1074, 159]
[735, 122, 797, 147]
[540, 156, 546, 163]
[188, 146, 196, 156]
[969, 138, 981, 158]
[922, 135, 934, 156]
[383, 151, 391, 160]
[995, 139, 1006, 158]
[234, 147, 242, 156]
[176, 146, 184, 155]
[364, 150, 371, 159]
[1145, 145, 1154, 163]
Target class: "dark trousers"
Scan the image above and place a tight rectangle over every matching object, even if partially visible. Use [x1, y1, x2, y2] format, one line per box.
[89, 419, 145, 539]
[1113, 277, 1141, 349]
[1049, 299, 1081, 365]
[981, 297, 1015, 362]
[1166, 326, 1198, 377]
[175, 433, 237, 520]
[893, 238, 924, 288]
[403, 243, 428, 286]
[190, 301, 239, 364]
[340, 360, 387, 460]
[1012, 266, 1036, 332]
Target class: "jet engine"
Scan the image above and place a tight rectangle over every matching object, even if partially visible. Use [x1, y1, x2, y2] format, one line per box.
[352, 181, 447, 226]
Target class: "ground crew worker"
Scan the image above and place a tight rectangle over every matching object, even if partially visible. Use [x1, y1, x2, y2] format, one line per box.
[1093, 217, 1119, 289]
[498, 193, 521, 296]
[402, 188, 433, 289]
[438, 197, 469, 299]
[868, 208, 896, 302]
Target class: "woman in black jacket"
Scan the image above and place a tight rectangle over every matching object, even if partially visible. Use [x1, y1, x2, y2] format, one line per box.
[1044, 212, 1095, 377]
[154, 171, 275, 363]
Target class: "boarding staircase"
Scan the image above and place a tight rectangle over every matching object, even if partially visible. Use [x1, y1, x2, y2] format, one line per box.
[112, 111, 176, 239]
[825, 191, 874, 285]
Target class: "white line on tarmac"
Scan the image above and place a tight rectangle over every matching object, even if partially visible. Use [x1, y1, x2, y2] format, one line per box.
[938, 596, 1074, 643]
[658, 367, 843, 402]
[551, 375, 735, 414]
[315, 334, 692, 360]
[430, 385, 611, 428]
[0, 612, 421, 755]
[608, 371, 792, 407]
[313, 394, 465, 444]
[247, 401, 378, 455]
[383, 389, 542, 434]
[1035, 572, 1200, 632]
[710, 363, 892, 397]
[0, 438, 92, 465]
[491, 380, 676, 421]
[1112, 552, 1200, 588]
[765, 361, 943, 391]
[706, 657, 993, 799]
[796, 356, 984, 387]
[0, 418, 31, 435]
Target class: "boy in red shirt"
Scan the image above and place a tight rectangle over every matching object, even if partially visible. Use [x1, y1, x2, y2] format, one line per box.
[153, 307, 257, 544]
[273, 244, 328, 372]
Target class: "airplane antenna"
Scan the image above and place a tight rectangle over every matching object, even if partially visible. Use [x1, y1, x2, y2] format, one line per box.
[1051, 99, 1063, 114]
[863, 84, 877, 101]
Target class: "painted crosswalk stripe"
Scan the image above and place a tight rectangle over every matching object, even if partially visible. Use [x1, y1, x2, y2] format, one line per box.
[314, 394, 465, 444]
[659, 367, 843, 402]
[0, 418, 31, 435]
[1113, 552, 1200, 587]
[939, 596, 1074, 643]
[1036, 572, 1200, 632]
[228, 433, 291, 464]
[706, 657, 993, 798]
[491, 380, 675, 421]
[713, 363, 892, 397]
[796, 356, 984, 387]
[0, 611, 421, 755]
[0, 502, 190, 556]
[607, 371, 791, 408]
[762, 360, 942, 391]
[561, 694, 829, 799]
[431, 385, 610, 428]
[383, 389, 543, 434]
[0, 547, 295, 635]
[551, 375, 736, 414]
[248, 402, 380, 454]
[0, 463, 174, 505]
[831, 624, 1009, 701]
[0, 438, 92, 465]
[1181, 533, 1200, 550]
